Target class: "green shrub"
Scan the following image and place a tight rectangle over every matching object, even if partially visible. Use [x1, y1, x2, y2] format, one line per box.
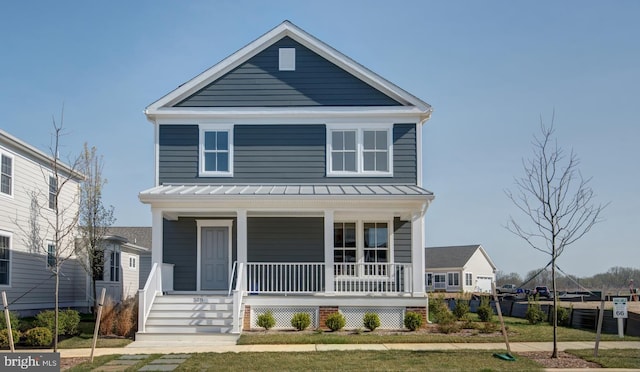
[0, 311, 20, 331]
[428, 295, 449, 323]
[290, 313, 311, 331]
[60, 309, 80, 335]
[0, 329, 20, 348]
[34, 309, 80, 335]
[526, 299, 546, 324]
[256, 311, 276, 331]
[436, 311, 459, 333]
[479, 321, 499, 334]
[476, 297, 494, 322]
[404, 311, 423, 331]
[325, 312, 346, 331]
[24, 327, 52, 347]
[363, 312, 381, 331]
[453, 299, 470, 320]
[551, 306, 571, 327]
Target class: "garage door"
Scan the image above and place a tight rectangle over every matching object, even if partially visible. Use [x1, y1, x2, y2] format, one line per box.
[476, 276, 492, 293]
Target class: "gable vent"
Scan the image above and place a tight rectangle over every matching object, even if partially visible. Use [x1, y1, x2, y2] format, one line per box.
[279, 48, 296, 71]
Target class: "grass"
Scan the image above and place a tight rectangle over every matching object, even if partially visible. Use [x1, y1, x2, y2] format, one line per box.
[68, 354, 161, 372]
[57, 321, 132, 349]
[238, 315, 640, 345]
[566, 349, 640, 369]
[174, 350, 543, 371]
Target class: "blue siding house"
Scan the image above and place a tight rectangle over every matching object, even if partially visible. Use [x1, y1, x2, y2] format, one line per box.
[138, 21, 434, 338]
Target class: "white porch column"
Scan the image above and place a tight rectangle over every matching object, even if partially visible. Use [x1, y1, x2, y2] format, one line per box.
[237, 209, 247, 265]
[324, 210, 335, 294]
[151, 208, 163, 266]
[411, 213, 426, 297]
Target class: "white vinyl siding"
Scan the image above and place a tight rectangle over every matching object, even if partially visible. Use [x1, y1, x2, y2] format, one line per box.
[327, 124, 393, 176]
[199, 124, 233, 177]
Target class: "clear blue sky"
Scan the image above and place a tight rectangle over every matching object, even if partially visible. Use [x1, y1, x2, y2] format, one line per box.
[1, 1, 638, 278]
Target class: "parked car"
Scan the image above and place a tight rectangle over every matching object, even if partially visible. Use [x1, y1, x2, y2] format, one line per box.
[496, 284, 518, 294]
[533, 286, 552, 299]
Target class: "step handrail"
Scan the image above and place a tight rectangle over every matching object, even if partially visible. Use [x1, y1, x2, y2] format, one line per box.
[231, 262, 245, 334]
[228, 261, 238, 297]
[138, 262, 161, 333]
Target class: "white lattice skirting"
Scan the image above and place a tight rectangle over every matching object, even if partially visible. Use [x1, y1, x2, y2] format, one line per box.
[251, 306, 319, 329]
[249, 306, 406, 330]
[341, 306, 405, 329]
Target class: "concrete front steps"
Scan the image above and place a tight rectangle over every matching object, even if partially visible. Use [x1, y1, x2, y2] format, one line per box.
[135, 294, 239, 344]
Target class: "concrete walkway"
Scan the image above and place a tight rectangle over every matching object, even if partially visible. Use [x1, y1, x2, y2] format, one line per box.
[6, 340, 638, 358]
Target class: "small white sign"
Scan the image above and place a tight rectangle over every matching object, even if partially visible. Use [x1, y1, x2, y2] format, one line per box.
[613, 297, 628, 319]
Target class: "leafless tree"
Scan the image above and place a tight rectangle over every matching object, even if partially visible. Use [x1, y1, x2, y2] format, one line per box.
[506, 116, 606, 358]
[77, 143, 115, 314]
[41, 110, 82, 352]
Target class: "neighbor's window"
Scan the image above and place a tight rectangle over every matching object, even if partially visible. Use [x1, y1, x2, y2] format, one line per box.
[110, 251, 120, 282]
[327, 125, 392, 176]
[47, 243, 56, 268]
[129, 256, 136, 269]
[0, 234, 11, 285]
[425, 272, 433, 288]
[48, 176, 57, 210]
[200, 125, 233, 176]
[448, 272, 460, 286]
[465, 272, 473, 286]
[1, 154, 13, 196]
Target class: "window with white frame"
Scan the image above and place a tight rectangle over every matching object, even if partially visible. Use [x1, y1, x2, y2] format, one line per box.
[448, 272, 460, 287]
[47, 242, 56, 268]
[465, 272, 473, 287]
[199, 125, 233, 176]
[1, 153, 13, 196]
[333, 220, 390, 276]
[327, 125, 392, 176]
[48, 176, 57, 210]
[129, 256, 136, 269]
[0, 233, 11, 285]
[425, 272, 433, 288]
[110, 251, 120, 282]
[434, 273, 446, 289]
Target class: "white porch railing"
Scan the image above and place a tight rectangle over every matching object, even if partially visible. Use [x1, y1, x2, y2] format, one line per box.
[244, 262, 412, 294]
[231, 262, 245, 334]
[138, 262, 162, 333]
[334, 263, 413, 294]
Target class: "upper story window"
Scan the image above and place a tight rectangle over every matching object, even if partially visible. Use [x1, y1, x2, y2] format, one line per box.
[1, 153, 13, 197]
[327, 125, 393, 177]
[199, 125, 233, 177]
[0, 233, 11, 286]
[129, 256, 136, 269]
[110, 251, 120, 282]
[48, 176, 57, 210]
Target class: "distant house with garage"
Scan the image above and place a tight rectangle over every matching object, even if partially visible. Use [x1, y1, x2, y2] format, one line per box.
[425, 245, 496, 293]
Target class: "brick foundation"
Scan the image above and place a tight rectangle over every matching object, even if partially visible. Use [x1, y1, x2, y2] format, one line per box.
[318, 306, 340, 330]
[406, 306, 428, 329]
[243, 305, 251, 330]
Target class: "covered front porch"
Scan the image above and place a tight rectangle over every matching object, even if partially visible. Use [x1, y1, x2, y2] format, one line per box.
[138, 184, 433, 334]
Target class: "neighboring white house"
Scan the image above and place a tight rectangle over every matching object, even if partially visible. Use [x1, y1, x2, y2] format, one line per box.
[425, 245, 497, 293]
[0, 129, 89, 315]
[94, 227, 151, 302]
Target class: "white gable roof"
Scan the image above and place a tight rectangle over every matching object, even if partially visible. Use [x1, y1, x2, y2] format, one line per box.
[145, 21, 432, 119]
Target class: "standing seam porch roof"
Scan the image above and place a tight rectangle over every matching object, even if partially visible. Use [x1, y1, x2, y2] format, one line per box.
[139, 184, 433, 198]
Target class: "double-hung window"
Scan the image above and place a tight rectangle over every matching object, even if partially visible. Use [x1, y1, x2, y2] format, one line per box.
[333, 220, 391, 277]
[110, 251, 120, 282]
[0, 233, 11, 285]
[129, 256, 136, 269]
[327, 125, 393, 176]
[448, 272, 460, 287]
[1, 153, 13, 197]
[199, 124, 233, 177]
[465, 272, 473, 287]
[48, 176, 57, 210]
[47, 242, 56, 268]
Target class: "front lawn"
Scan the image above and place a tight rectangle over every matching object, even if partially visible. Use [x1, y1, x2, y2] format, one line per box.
[566, 349, 640, 369]
[237, 315, 640, 345]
